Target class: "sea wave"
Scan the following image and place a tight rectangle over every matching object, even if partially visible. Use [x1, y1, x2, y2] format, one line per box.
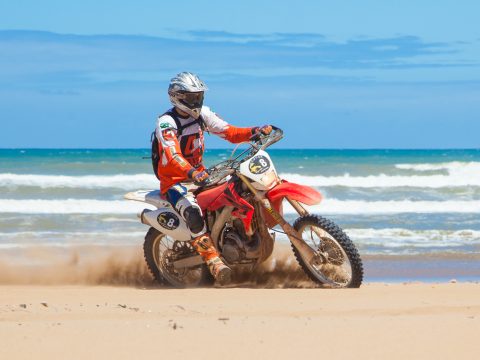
[1, 229, 479, 251]
[0, 231, 146, 248]
[2, 165, 480, 190]
[345, 228, 480, 248]
[1, 198, 480, 214]
[0, 231, 146, 238]
[0, 199, 153, 214]
[288, 199, 480, 214]
[0, 173, 157, 190]
[395, 161, 480, 172]
[281, 172, 480, 189]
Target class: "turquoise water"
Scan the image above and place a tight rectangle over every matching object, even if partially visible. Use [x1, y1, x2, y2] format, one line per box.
[2, 148, 479, 175]
[1, 148, 480, 281]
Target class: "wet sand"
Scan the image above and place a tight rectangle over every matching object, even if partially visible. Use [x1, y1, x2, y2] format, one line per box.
[1, 283, 479, 360]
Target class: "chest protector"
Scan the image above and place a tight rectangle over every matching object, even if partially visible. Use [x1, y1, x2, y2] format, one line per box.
[151, 111, 206, 179]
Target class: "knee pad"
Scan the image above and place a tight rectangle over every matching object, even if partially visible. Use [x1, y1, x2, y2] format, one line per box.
[183, 206, 205, 235]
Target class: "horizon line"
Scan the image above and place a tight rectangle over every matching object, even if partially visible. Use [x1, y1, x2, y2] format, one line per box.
[1, 147, 479, 151]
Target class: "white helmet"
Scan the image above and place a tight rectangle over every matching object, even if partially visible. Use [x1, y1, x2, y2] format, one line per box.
[168, 72, 208, 119]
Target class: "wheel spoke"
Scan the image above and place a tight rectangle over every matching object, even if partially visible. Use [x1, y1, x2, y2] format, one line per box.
[148, 232, 206, 287]
[298, 223, 355, 287]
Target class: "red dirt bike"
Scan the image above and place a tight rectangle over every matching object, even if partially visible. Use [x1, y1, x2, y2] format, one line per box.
[125, 127, 363, 288]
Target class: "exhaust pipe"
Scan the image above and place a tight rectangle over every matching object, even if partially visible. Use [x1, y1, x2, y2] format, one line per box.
[138, 209, 152, 225]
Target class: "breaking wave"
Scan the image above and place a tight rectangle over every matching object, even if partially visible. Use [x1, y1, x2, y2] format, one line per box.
[1, 198, 480, 214]
[395, 161, 480, 172]
[0, 199, 154, 214]
[346, 228, 480, 248]
[281, 161, 480, 188]
[0, 173, 157, 189]
[2, 161, 480, 191]
[2, 228, 478, 251]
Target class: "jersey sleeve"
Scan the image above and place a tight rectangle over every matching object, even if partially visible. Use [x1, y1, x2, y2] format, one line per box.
[201, 106, 254, 144]
[155, 115, 195, 178]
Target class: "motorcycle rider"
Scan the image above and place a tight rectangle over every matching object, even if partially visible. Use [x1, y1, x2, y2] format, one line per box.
[155, 72, 272, 285]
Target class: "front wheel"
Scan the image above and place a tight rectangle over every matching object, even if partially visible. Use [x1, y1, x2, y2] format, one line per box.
[292, 215, 363, 288]
[143, 227, 213, 288]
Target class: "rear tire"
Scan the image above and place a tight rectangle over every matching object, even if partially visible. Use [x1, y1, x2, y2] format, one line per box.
[143, 227, 213, 288]
[292, 215, 363, 288]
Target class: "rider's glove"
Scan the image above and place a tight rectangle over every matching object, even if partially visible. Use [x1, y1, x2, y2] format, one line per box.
[260, 125, 273, 135]
[252, 125, 273, 136]
[191, 170, 209, 183]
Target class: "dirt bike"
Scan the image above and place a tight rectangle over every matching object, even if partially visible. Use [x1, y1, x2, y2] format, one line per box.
[125, 127, 363, 288]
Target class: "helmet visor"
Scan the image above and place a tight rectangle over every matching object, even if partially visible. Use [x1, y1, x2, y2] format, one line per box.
[178, 91, 204, 109]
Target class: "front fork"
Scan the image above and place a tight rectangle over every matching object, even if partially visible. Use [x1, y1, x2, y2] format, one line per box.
[238, 174, 317, 263]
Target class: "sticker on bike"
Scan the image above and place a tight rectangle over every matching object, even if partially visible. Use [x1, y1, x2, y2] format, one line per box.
[249, 155, 270, 174]
[157, 212, 180, 230]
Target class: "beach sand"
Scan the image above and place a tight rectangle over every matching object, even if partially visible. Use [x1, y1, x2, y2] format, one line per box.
[1, 283, 479, 360]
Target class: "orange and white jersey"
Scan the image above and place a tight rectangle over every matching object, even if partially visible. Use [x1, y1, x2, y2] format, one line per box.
[155, 106, 255, 193]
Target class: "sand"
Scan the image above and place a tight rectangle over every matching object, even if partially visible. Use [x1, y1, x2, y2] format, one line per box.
[1, 283, 479, 360]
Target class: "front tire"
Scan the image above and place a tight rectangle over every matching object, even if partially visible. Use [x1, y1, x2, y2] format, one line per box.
[143, 227, 212, 288]
[292, 215, 363, 288]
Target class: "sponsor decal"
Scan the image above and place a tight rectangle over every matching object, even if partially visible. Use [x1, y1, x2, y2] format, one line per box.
[173, 154, 188, 167]
[249, 155, 270, 175]
[160, 122, 171, 129]
[157, 212, 180, 230]
[162, 130, 176, 141]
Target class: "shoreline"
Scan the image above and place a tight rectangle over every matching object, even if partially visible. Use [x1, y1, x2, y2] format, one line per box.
[1, 244, 480, 286]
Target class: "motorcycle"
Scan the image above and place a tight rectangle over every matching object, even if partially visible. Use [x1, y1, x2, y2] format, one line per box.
[125, 127, 363, 288]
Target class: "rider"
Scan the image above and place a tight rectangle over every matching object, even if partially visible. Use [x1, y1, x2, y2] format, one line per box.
[155, 72, 272, 285]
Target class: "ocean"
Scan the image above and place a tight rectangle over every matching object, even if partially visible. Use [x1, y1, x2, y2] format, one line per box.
[1, 148, 479, 283]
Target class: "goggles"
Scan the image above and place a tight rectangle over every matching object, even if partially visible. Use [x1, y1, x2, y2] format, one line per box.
[178, 91, 204, 108]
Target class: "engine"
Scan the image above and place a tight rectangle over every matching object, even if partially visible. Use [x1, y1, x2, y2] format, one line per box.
[220, 227, 247, 263]
[219, 220, 263, 264]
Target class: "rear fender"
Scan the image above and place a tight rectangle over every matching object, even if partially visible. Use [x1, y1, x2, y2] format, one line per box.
[124, 190, 171, 208]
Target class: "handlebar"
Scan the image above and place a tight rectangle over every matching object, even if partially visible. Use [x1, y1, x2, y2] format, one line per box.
[195, 125, 284, 189]
[249, 125, 283, 144]
[193, 168, 235, 188]
[259, 125, 283, 149]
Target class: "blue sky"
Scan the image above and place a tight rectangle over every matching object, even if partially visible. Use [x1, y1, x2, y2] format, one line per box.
[0, 0, 479, 148]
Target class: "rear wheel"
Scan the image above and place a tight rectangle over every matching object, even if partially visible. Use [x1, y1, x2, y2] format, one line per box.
[143, 227, 213, 288]
[292, 215, 363, 288]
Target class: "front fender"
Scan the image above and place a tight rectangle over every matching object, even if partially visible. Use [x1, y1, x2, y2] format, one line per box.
[262, 181, 321, 228]
[266, 181, 322, 206]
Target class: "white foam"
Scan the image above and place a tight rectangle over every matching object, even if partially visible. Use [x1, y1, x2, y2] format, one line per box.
[273, 228, 480, 248]
[345, 228, 480, 247]
[281, 166, 480, 188]
[0, 231, 145, 239]
[395, 161, 480, 172]
[283, 199, 480, 214]
[1, 228, 478, 250]
[2, 161, 480, 190]
[0, 173, 157, 190]
[0, 199, 154, 214]
[1, 198, 479, 214]
[101, 217, 139, 223]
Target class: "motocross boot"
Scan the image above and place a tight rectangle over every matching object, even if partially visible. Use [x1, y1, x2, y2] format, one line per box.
[192, 234, 232, 285]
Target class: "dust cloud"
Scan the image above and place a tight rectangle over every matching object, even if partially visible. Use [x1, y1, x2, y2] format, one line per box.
[0, 244, 315, 288]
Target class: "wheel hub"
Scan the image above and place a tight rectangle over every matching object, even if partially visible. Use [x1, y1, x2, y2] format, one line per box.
[319, 237, 345, 266]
